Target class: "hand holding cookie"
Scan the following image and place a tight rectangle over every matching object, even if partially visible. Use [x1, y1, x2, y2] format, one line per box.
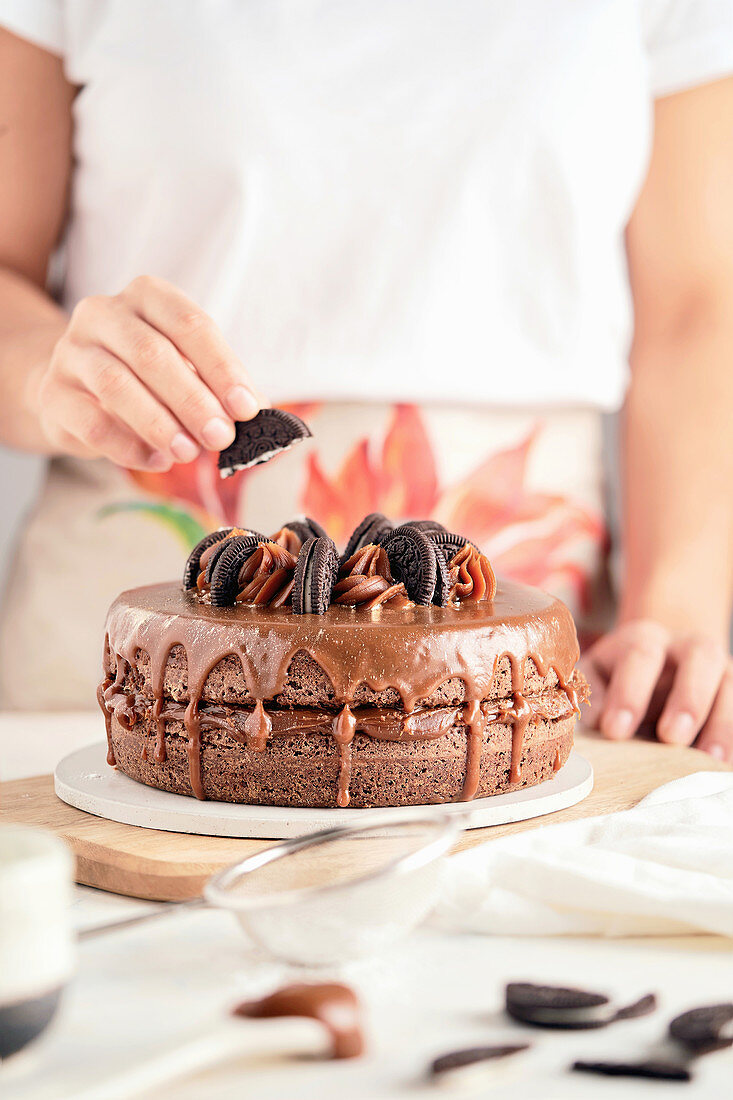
[35, 275, 263, 471]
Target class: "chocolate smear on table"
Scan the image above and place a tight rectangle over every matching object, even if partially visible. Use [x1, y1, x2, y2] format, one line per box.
[233, 982, 364, 1059]
[218, 408, 312, 478]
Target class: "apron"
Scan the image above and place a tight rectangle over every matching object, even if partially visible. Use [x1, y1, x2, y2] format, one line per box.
[0, 402, 609, 709]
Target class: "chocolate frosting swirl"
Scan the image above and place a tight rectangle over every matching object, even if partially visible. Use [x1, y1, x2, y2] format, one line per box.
[333, 544, 413, 609]
[446, 544, 497, 602]
[196, 533, 296, 607]
[269, 526, 304, 555]
[236, 541, 297, 607]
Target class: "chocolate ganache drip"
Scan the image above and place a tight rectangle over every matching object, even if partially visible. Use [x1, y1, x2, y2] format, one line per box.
[99, 512, 586, 808]
[333, 544, 413, 609]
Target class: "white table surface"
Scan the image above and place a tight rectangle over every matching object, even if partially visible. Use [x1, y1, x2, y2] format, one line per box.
[2, 713, 733, 1100]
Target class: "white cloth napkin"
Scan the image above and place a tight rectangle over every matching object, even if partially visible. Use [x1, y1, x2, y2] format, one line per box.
[432, 772, 733, 937]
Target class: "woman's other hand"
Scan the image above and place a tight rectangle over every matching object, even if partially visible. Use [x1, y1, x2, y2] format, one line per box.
[35, 275, 263, 471]
[580, 621, 733, 761]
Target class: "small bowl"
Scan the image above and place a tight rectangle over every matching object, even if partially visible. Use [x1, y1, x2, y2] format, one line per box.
[205, 812, 462, 967]
[0, 826, 74, 1059]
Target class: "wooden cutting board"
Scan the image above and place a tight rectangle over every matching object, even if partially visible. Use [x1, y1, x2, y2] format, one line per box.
[1, 732, 728, 901]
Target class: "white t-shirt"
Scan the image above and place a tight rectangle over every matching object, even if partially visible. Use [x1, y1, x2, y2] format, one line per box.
[2, 0, 733, 410]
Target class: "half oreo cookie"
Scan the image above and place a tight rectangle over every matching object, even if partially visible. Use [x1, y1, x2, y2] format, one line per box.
[429, 530, 473, 562]
[343, 513, 394, 560]
[432, 546, 451, 608]
[408, 519, 447, 536]
[204, 529, 267, 584]
[209, 535, 263, 607]
[283, 517, 329, 544]
[381, 525, 437, 606]
[669, 1004, 733, 1054]
[506, 983, 611, 1029]
[430, 1044, 530, 1085]
[573, 1059, 691, 1082]
[183, 528, 234, 589]
[292, 536, 340, 615]
[218, 408, 312, 478]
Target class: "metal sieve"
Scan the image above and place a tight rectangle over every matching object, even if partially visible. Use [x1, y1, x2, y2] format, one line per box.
[204, 811, 464, 966]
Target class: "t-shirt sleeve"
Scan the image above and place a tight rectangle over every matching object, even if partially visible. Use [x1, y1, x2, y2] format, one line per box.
[0, 0, 63, 56]
[641, 0, 733, 97]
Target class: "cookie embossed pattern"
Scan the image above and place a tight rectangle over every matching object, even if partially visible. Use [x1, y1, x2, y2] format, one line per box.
[98, 509, 588, 809]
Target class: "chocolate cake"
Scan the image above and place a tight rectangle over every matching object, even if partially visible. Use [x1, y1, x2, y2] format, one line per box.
[98, 516, 587, 808]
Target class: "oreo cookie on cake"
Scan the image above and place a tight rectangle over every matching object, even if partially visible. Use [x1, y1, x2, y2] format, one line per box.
[99, 511, 588, 809]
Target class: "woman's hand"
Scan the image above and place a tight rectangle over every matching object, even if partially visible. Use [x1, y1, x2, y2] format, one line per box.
[35, 275, 262, 471]
[580, 620, 733, 760]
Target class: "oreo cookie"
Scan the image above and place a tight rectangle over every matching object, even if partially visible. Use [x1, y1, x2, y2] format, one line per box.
[209, 535, 263, 607]
[573, 1059, 691, 1082]
[283, 517, 328, 544]
[669, 1004, 733, 1054]
[429, 530, 473, 563]
[218, 408, 312, 478]
[430, 1044, 530, 1083]
[381, 525, 437, 606]
[505, 983, 610, 1029]
[613, 993, 658, 1022]
[409, 520, 447, 536]
[432, 547, 451, 608]
[343, 513, 394, 560]
[204, 529, 266, 584]
[292, 536, 340, 615]
[183, 528, 234, 589]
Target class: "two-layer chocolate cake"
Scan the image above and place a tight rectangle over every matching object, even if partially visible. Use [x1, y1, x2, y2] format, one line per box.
[99, 512, 587, 808]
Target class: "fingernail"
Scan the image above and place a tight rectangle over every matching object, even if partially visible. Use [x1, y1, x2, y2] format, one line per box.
[602, 708, 635, 740]
[146, 450, 170, 471]
[226, 385, 259, 420]
[170, 433, 200, 464]
[660, 712, 696, 745]
[202, 417, 235, 449]
[704, 743, 727, 762]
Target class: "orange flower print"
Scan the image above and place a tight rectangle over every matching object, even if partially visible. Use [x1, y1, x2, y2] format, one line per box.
[100, 403, 320, 547]
[300, 405, 606, 612]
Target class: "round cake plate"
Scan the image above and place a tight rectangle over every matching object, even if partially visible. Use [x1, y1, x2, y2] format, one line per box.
[54, 742, 593, 840]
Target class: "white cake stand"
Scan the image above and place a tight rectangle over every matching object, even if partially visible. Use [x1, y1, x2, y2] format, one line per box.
[54, 742, 593, 839]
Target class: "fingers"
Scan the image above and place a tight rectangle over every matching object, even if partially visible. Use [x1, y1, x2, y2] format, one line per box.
[656, 636, 728, 746]
[597, 621, 670, 740]
[697, 661, 733, 762]
[122, 276, 261, 420]
[73, 346, 201, 464]
[70, 297, 237, 451]
[42, 382, 171, 471]
[576, 650, 608, 729]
